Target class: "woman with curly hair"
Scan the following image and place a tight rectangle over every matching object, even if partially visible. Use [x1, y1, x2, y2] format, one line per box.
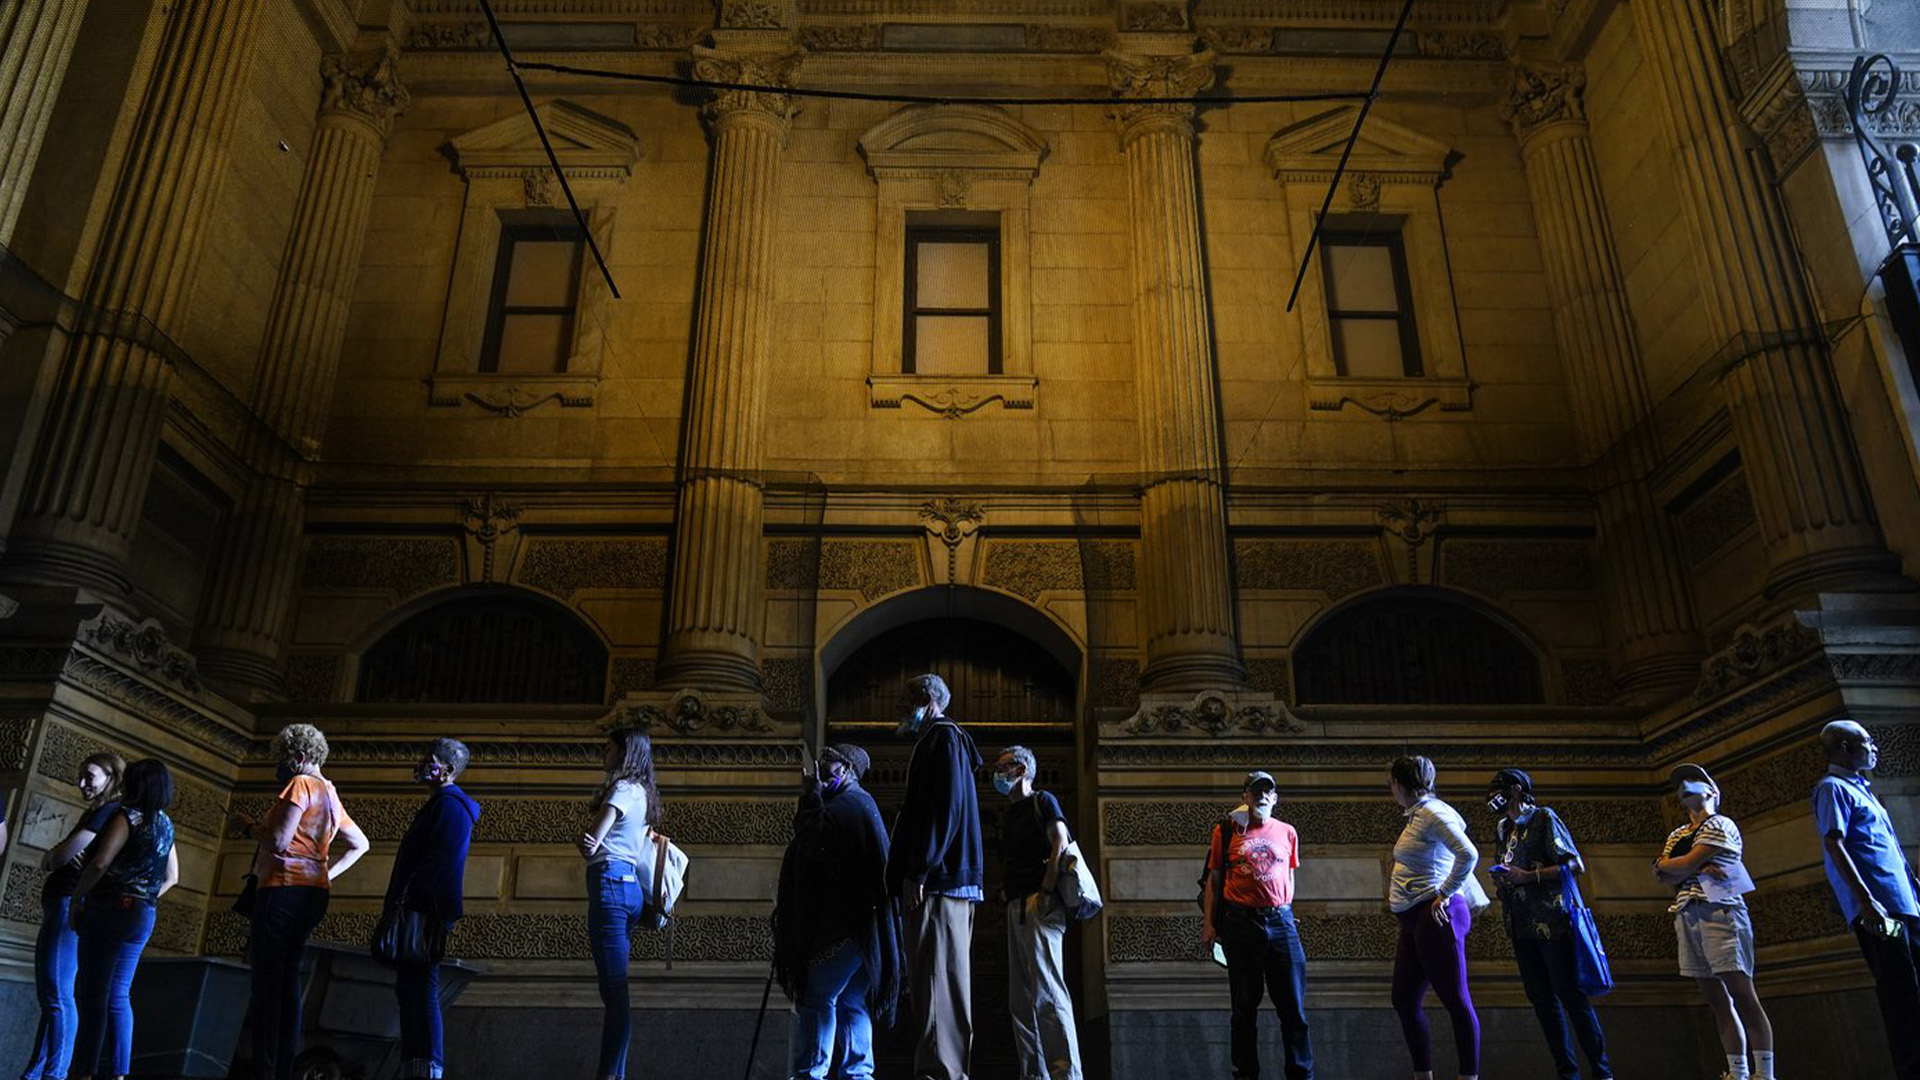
[235, 724, 371, 1080]
[577, 726, 662, 1080]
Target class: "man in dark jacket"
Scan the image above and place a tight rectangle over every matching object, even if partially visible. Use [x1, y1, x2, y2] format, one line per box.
[386, 738, 480, 1080]
[885, 673, 983, 1080]
[774, 744, 901, 1080]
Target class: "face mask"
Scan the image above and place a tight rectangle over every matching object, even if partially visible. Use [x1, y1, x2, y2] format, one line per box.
[896, 705, 928, 738]
[993, 773, 1016, 796]
[1486, 793, 1508, 816]
[416, 759, 448, 784]
[1677, 781, 1713, 805]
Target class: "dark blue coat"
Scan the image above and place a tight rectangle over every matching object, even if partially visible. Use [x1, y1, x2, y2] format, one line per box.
[386, 783, 480, 918]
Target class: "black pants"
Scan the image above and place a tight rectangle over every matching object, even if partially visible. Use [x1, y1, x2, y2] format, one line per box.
[248, 885, 329, 1080]
[1512, 934, 1611, 1080]
[1858, 913, 1920, 1080]
[1220, 904, 1314, 1080]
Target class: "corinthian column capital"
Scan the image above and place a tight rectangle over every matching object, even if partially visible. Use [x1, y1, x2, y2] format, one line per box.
[321, 45, 409, 137]
[1105, 49, 1216, 145]
[693, 44, 805, 136]
[1501, 62, 1587, 146]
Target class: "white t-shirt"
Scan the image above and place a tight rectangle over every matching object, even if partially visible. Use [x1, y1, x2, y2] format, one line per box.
[591, 780, 651, 868]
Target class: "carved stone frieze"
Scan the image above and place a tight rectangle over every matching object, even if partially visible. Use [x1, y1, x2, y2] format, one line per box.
[803, 540, 922, 600]
[1829, 652, 1920, 683]
[281, 653, 341, 703]
[462, 494, 523, 583]
[1197, 25, 1274, 55]
[302, 537, 460, 595]
[1559, 656, 1614, 706]
[1233, 539, 1381, 598]
[1025, 25, 1114, 53]
[151, 899, 203, 953]
[77, 611, 202, 695]
[1444, 539, 1595, 595]
[517, 537, 668, 597]
[718, 0, 788, 29]
[866, 375, 1038, 418]
[798, 24, 880, 51]
[1694, 620, 1822, 702]
[59, 654, 251, 758]
[983, 540, 1133, 600]
[320, 45, 409, 135]
[1674, 469, 1759, 566]
[604, 689, 776, 736]
[1748, 880, 1848, 946]
[1120, 691, 1303, 737]
[1501, 63, 1587, 143]
[1413, 31, 1504, 60]
[406, 21, 493, 49]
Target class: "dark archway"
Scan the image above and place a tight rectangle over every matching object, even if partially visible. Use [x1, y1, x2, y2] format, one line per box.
[826, 616, 1075, 724]
[355, 588, 608, 704]
[1293, 587, 1544, 705]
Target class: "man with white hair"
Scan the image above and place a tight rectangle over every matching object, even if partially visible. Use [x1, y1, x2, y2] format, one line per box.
[1814, 718, 1920, 1080]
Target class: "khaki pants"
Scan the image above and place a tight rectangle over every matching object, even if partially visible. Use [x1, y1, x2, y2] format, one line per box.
[1006, 895, 1082, 1080]
[906, 894, 975, 1080]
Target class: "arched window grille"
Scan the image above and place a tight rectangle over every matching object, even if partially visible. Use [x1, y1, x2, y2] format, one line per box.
[356, 592, 608, 704]
[1293, 591, 1543, 705]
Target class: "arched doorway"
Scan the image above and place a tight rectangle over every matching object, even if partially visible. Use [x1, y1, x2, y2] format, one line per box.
[821, 587, 1087, 1079]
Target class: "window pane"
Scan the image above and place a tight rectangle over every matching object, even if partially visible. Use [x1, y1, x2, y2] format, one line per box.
[1325, 243, 1399, 313]
[913, 315, 989, 374]
[505, 239, 582, 308]
[1331, 317, 1409, 378]
[495, 313, 571, 373]
[915, 241, 991, 310]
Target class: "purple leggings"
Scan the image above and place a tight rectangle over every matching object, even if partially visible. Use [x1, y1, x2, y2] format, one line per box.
[1392, 893, 1480, 1075]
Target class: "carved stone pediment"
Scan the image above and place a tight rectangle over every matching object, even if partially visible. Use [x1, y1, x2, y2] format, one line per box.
[858, 104, 1049, 181]
[1264, 106, 1456, 187]
[449, 100, 641, 180]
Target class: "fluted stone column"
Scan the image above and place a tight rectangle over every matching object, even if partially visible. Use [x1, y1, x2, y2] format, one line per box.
[0, 0, 266, 594]
[1629, 0, 1896, 601]
[0, 0, 89, 243]
[1108, 49, 1246, 692]
[1504, 64, 1700, 700]
[197, 48, 408, 699]
[655, 43, 803, 694]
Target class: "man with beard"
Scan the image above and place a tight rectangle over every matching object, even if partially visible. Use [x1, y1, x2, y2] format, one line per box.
[774, 743, 901, 1080]
[1200, 771, 1315, 1080]
[885, 673, 984, 1080]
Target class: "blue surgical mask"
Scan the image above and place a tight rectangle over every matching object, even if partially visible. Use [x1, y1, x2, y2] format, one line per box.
[896, 705, 928, 738]
[993, 773, 1016, 796]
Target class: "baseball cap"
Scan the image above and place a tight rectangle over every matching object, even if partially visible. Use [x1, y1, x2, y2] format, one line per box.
[1243, 770, 1277, 792]
[1668, 763, 1717, 791]
[1488, 768, 1533, 795]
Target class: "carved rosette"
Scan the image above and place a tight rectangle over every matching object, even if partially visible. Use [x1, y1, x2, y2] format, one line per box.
[320, 45, 410, 138]
[1120, 691, 1303, 736]
[1502, 63, 1587, 146]
[1104, 50, 1217, 146]
[604, 689, 776, 735]
[693, 45, 805, 136]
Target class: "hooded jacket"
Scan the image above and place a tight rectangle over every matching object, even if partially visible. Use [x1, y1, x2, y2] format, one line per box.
[884, 718, 984, 896]
[772, 778, 903, 1025]
[386, 783, 480, 919]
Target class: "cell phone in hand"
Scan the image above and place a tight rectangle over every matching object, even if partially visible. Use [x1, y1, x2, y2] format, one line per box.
[1488, 864, 1511, 876]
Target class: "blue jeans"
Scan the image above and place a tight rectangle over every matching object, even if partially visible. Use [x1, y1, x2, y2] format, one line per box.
[786, 939, 873, 1080]
[589, 860, 645, 1079]
[71, 899, 156, 1079]
[1220, 903, 1314, 1080]
[1513, 934, 1612, 1080]
[395, 959, 445, 1078]
[248, 886, 330, 1080]
[23, 894, 80, 1080]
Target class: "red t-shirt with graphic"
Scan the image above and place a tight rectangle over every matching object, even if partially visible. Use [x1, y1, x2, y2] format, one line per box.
[1208, 818, 1299, 908]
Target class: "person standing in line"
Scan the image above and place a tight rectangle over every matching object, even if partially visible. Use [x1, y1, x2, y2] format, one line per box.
[993, 745, 1083, 1080]
[68, 759, 178, 1080]
[884, 673, 984, 1080]
[20, 751, 123, 1080]
[1199, 770, 1314, 1080]
[1387, 755, 1486, 1080]
[1654, 764, 1775, 1080]
[578, 726, 662, 1080]
[1484, 769, 1612, 1080]
[238, 724, 372, 1080]
[1812, 719, 1919, 1079]
[385, 739, 480, 1080]
[774, 743, 901, 1080]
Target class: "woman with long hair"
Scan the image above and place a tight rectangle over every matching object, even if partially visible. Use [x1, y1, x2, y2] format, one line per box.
[1387, 755, 1487, 1080]
[21, 752, 124, 1080]
[577, 726, 661, 1080]
[69, 758, 178, 1080]
[237, 724, 371, 1080]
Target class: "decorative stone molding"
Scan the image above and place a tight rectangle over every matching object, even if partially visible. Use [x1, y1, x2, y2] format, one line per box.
[1232, 539, 1381, 598]
[1414, 31, 1504, 59]
[1119, 2, 1192, 33]
[516, 538, 668, 598]
[1104, 49, 1217, 145]
[1026, 25, 1114, 53]
[77, 611, 202, 695]
[320, 45, 409, 137]
[461, 494, 523, 583]
[767, 539, 923, 601]
[920, 497, 984, 583]
[603, 689, 776, 735]
[866, 375, 1039, 418]
[1118, 690, 1303, 736]
[426, 375, 600, 416]
[718, 0, 792, 30]
[302, 537, 461, 595]
[58, 654, 252, 760]
[798, 24, 880, 50]
[1693, 620, 1822, 702]
[692, 45, 806, 130]
[1501, 63, 1587, 145]
[982, 540, 1134, 600]
[406, 21, 494, 49]
[1443, 539, 1596, 596]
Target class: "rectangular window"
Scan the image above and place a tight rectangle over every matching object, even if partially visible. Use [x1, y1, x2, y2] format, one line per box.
[905, 225, 1000, 375]
[480, 221, 584, 374]
[1321, 231, 1421, 378]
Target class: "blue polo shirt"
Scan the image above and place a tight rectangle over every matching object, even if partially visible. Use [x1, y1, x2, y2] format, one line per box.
[1813, 768, 1919, 924]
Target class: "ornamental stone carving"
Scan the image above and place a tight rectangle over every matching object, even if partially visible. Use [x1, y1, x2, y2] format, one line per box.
[983, 540, 1134, 600]
[1694, 620, 1823, 701]
[77, 610, 202, 694]
[1120, 691, 1304, 736]
[1119, 2, 1191, 32]
[693, 45, 806, 130]
[1233, 539, 1382, 598]
[516, 538, 668, 597]
[605, 689, 775, 735]
[302, 537, 460, 595]
[1104, 49, 1217, 143]
[1502, 63, 1588, 144]
[320, 46, 409, 135]
[718, 0, 789, 29]
[1444, 539, 1596, 595]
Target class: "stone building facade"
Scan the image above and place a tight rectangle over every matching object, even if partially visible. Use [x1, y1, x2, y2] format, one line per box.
[1, 0, 1918, 1077]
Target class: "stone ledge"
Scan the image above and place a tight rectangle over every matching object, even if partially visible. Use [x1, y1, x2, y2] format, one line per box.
[867, 373, 1038, 418]
[1305, 375, 1473, 419]
[427, 373, 599, 417]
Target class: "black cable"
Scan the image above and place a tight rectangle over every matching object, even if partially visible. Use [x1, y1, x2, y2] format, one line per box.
[1284, 0, 1418, 313]
[475, 0, 621, 298]
[513, 59, 1376, 109]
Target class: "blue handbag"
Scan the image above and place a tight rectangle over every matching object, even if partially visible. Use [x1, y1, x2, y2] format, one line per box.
[1560, 871, 1614, 997]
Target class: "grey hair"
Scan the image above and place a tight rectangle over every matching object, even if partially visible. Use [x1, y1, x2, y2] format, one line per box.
[1000, 745, 1038, 779]
[906, 673, 950, 710]
[1822, 718, 1870, 757]
[429, 737, 471, 779]
[272, 724, 330, 769]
